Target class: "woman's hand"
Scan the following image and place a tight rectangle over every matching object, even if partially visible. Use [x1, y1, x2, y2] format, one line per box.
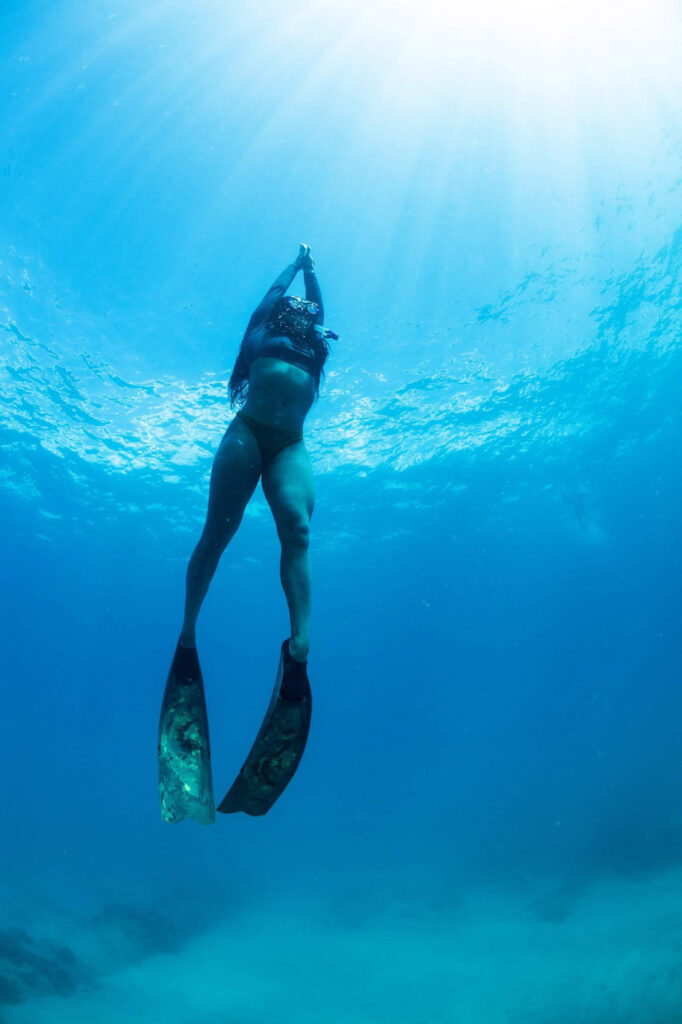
[295, 243, 315, 271]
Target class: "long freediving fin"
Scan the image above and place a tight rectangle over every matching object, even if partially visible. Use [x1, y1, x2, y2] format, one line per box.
[217, 640, 312, 817]
[158, 643, 215, 825]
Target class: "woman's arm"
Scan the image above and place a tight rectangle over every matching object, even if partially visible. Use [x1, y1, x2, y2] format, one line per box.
[247, 261, 300, 329]
[303, 269, 324, 326]
[297, 244, 324, 326]
[245, 245, 322, 329]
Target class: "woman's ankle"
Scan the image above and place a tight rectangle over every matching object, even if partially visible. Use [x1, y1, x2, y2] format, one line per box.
[288, 635, 309, 662]
[179, 627, 196, 648]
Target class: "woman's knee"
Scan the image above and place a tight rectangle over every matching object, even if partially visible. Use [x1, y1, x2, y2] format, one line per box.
[278, 510, 311, 550]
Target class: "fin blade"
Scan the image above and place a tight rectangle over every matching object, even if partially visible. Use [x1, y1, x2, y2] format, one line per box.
[218, 644, 311, 816]
[158, 645, 215, 826]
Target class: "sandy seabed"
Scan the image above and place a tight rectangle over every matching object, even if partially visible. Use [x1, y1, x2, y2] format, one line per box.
[3, 867, 682, 1024]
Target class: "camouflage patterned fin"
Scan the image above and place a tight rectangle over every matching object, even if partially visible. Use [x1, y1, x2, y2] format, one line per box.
[218, 641, 311, 817]
[158, 644, 215, 825]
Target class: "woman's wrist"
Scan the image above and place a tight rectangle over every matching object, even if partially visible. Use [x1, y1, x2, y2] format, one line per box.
[292, 254, 315, 272]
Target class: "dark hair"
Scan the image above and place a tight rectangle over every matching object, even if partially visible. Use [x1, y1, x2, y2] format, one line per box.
[227, 343, 252, 407]
[228, 303, 330, 407]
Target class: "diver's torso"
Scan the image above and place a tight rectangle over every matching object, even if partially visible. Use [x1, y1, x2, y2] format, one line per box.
[243, 321, 318, 377]
[241, 355, 316, 431]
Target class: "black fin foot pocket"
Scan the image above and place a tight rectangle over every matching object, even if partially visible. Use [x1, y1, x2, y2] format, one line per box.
[280, 641, 309, 702]
[173, 642, 200, 683]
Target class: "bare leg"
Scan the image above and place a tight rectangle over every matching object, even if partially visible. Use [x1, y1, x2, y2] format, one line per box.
[261, 441, 314, 662]
[180, 418, 262, 647]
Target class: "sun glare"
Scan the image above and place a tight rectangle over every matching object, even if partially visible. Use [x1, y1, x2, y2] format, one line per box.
[314, 0, 679, 95]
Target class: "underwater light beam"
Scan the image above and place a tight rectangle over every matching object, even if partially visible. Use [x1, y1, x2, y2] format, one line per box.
[353, 0, 670, 48]
[285, 0, 682, 99]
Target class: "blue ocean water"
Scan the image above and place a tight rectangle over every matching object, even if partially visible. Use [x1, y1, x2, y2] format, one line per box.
[2, 0, 682, 1019]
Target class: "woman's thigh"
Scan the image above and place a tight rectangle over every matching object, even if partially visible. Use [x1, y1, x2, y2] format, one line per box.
[261, 441, 315, 530]
[204, 417, 263, 533]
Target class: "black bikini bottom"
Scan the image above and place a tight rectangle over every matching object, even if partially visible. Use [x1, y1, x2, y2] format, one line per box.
[236, 411, 303, 466]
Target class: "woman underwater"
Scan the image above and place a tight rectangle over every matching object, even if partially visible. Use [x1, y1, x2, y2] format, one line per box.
[158, 244, 335, 824]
